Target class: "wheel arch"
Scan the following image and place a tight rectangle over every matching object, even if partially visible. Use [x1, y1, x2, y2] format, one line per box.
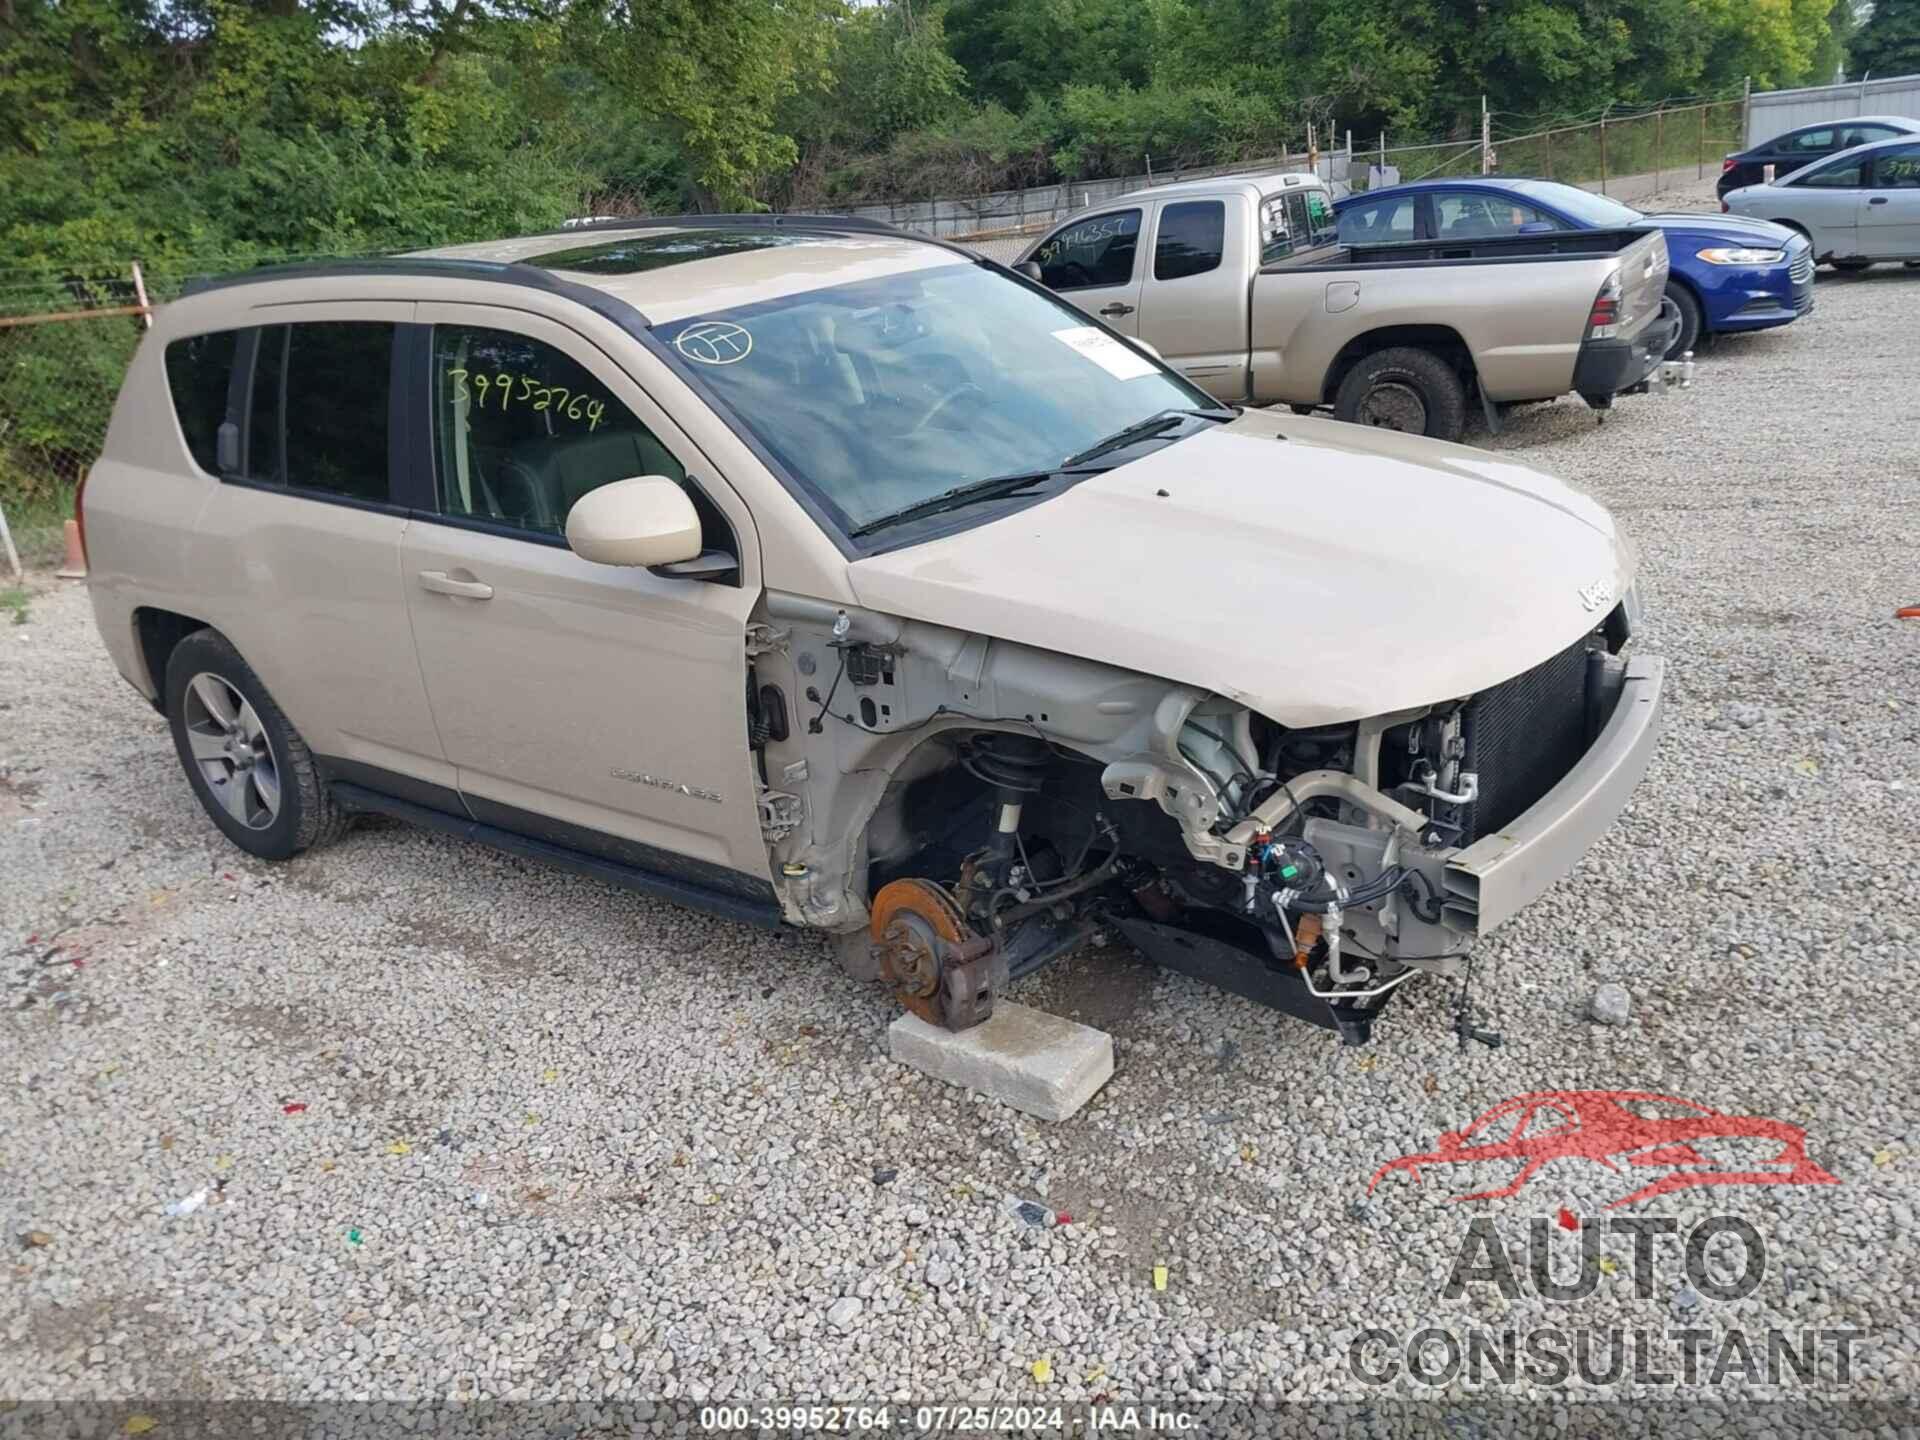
[1322, 324, 1476, 404]
[134, 606, 212, 713]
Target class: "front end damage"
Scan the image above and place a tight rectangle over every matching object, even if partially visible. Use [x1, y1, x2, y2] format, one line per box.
[750, 591, 1663, 1047]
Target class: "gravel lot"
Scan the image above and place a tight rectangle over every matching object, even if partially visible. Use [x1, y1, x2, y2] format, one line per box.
[4, 191, 1918, 1426]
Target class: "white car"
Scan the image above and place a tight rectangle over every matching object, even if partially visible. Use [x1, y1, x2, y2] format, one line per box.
[1723, 134, 1920, 270]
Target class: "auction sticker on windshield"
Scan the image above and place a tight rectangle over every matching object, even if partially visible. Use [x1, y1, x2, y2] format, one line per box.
[1051, 326, 1157, 381]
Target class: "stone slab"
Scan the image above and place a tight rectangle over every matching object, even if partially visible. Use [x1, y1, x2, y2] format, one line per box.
[887, 1001, 1114, 1122]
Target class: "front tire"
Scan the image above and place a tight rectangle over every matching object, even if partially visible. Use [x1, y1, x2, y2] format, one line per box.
[1831, 257, 1873, 274]
[164, 630, 347, 861]
[1332, 347, 1468, 442]
[1663, 281, 1703, 361]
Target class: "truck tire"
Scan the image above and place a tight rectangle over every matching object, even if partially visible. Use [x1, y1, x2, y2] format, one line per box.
[1663, 281, 1703, 361]
[164, 629, 349, 862]
[1333, 347, 1468, 442]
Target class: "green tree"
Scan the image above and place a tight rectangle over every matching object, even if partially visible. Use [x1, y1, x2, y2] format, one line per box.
[1854, 0, 1920, 75]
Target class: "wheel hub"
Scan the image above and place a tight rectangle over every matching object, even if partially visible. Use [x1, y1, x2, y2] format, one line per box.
[869, 878, 1004, 1031]
[1360, 381, 1426, 432]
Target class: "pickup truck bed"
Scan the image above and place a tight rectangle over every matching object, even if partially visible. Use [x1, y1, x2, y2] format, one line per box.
[1250, 227, 1676, 414]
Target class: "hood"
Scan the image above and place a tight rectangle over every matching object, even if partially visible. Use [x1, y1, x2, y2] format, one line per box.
[849, 410, 1637, 727]
[1642, 212, 1802, 250]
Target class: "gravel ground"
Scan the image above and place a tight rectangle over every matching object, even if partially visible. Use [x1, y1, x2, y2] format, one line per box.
[3, 188, 1918, 1430]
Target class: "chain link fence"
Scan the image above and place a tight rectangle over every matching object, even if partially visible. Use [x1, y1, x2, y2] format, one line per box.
[0, 266, 169, 572]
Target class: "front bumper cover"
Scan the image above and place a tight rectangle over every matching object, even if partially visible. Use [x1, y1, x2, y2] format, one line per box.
[1439, 654, 1665, 935]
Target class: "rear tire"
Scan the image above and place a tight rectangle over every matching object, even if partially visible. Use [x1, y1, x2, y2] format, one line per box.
[1332, 347, 1468, 442]
[1663, 282, 1703, 361]
[164, 629, 347, 862]
[1831, 257, 1873, 273]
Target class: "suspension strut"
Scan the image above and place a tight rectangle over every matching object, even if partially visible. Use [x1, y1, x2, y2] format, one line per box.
[962, 733, 1050, 872]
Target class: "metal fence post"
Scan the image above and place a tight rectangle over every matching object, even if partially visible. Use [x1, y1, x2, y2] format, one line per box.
[1545, 126, 1552, 180]
[1655, 107, 1663, 191]
[1743, 76, 1752, 149]
[1599, 106, 1610, 194]
[1699, 103, 1706, 179]
[1481, 96, 1491, 174]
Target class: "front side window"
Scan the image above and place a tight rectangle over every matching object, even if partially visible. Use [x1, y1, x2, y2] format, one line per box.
[163, 330, 239, 475]
[1434, 192, 1555, 237]
[1842, 124, 1901, 148]
[1874, 144, 1920, 188]
[1336, 195, 1419, 247]
[657, 261, 1209, 538]
[1033, 210, 1141, 290]
[244, 322, 392, 502]
[1154, 201, 1225, 281]
[1795, 158, 1865, 188]
[429, 325, 684, 538]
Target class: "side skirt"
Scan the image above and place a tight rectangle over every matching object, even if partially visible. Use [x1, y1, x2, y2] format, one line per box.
[330, 781, 784, 931]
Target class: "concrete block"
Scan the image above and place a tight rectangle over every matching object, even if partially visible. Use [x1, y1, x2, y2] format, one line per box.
[888, 1001, 1114, 1122]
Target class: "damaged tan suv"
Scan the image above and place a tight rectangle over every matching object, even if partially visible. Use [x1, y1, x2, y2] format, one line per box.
[83, 216, 1664, 1046]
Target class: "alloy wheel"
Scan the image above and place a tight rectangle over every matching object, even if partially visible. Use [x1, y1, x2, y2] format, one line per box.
[182, 673, 282, 830]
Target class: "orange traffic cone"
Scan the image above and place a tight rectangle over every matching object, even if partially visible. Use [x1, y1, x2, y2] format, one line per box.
[56, 518, 87, 579]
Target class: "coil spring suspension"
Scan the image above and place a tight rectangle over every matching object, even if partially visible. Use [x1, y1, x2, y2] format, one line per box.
[960, 733, 1050, 792]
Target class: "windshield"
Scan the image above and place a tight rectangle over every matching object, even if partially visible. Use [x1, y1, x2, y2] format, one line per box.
[1508, 180, 1643, 228]
[656, 263, 1212, 539]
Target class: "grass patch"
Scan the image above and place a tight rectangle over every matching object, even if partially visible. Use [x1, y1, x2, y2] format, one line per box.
[1, 587, 29, 625]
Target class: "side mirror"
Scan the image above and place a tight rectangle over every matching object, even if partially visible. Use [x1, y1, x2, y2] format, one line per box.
[565, 476, 702, 569]
[1016, 261, 1043, 282]
[1517, 220, 1557, 235]
[1131, 338, 1163, 360]
[1763, 163, 1777, 185]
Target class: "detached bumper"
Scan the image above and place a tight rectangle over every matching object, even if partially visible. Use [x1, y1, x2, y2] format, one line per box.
[1440, 655, 1665, 936]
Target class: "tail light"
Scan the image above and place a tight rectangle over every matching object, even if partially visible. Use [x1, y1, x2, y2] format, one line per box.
[1720, 201, 1729, 213]
[73, 467, 92, 569]
[1721, 157, 1735, 172]
[1587, 269, 1622, 339]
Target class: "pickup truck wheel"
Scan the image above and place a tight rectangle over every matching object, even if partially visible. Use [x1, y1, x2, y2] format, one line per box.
[164, 629, 348, 862]
[1333, 347, 1467, 442]
[1663, 282, 1702, 361]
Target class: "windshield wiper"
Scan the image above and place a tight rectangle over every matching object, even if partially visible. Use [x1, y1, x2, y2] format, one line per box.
[847, 469, 1056, 538]
[848, 407, 1237, 540]
[1059, 406, 1237, 469]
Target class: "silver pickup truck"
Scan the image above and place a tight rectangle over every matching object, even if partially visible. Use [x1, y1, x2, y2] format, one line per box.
[1017, 172, 1692, 441]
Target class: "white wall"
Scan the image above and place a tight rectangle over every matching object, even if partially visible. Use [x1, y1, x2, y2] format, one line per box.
[1747, 73, 1920, 146]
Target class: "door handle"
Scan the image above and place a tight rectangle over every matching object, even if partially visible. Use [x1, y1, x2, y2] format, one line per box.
[1869, 197, 1889, 205]
[417, 570, 493, 600]
[1099, 303, 1136, 317]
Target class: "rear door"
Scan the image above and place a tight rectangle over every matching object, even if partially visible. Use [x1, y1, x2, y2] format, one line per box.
[1028, 207, 1146, 334]
[1135, 195, 1247, 399]
[185, 306, 453, 798]
[1859, 143, 1920, 256]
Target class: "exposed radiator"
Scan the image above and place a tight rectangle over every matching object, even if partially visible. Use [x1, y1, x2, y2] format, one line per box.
[1455, 638, 1595, 843]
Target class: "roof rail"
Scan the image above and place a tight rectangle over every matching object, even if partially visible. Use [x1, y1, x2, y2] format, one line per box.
[529, 211, 914, 239]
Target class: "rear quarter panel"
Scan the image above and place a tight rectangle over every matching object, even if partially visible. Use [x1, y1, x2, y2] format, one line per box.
[84, 327, 220, 698]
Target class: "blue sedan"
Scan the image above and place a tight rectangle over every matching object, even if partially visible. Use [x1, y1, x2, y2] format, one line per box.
[1335, 177, 1813, 359]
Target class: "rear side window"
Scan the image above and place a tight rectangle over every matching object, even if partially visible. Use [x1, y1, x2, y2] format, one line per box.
[1337, 195, 1419, 246]
[429, 325, 684, 538]
[1784, 128, 1835, 154]
[163, 331, 239, 475]
[1154, 201, 1225, 281]
[1034, 210, 1141, 290]
[244, 323, 393, 502]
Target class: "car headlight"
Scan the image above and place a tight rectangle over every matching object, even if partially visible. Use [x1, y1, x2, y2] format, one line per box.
[1695, 246, 1787, 265]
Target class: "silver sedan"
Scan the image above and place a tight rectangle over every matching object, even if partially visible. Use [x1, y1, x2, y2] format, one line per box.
[1724, 135, 1920, 271]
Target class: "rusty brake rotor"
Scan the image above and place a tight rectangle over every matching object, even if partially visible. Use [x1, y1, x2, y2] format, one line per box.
[869, 878, 1002, 1031]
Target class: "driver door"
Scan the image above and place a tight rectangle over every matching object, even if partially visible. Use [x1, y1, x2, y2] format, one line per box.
[1028, 206, 1146, 335]
[397, 303, 772, 890]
